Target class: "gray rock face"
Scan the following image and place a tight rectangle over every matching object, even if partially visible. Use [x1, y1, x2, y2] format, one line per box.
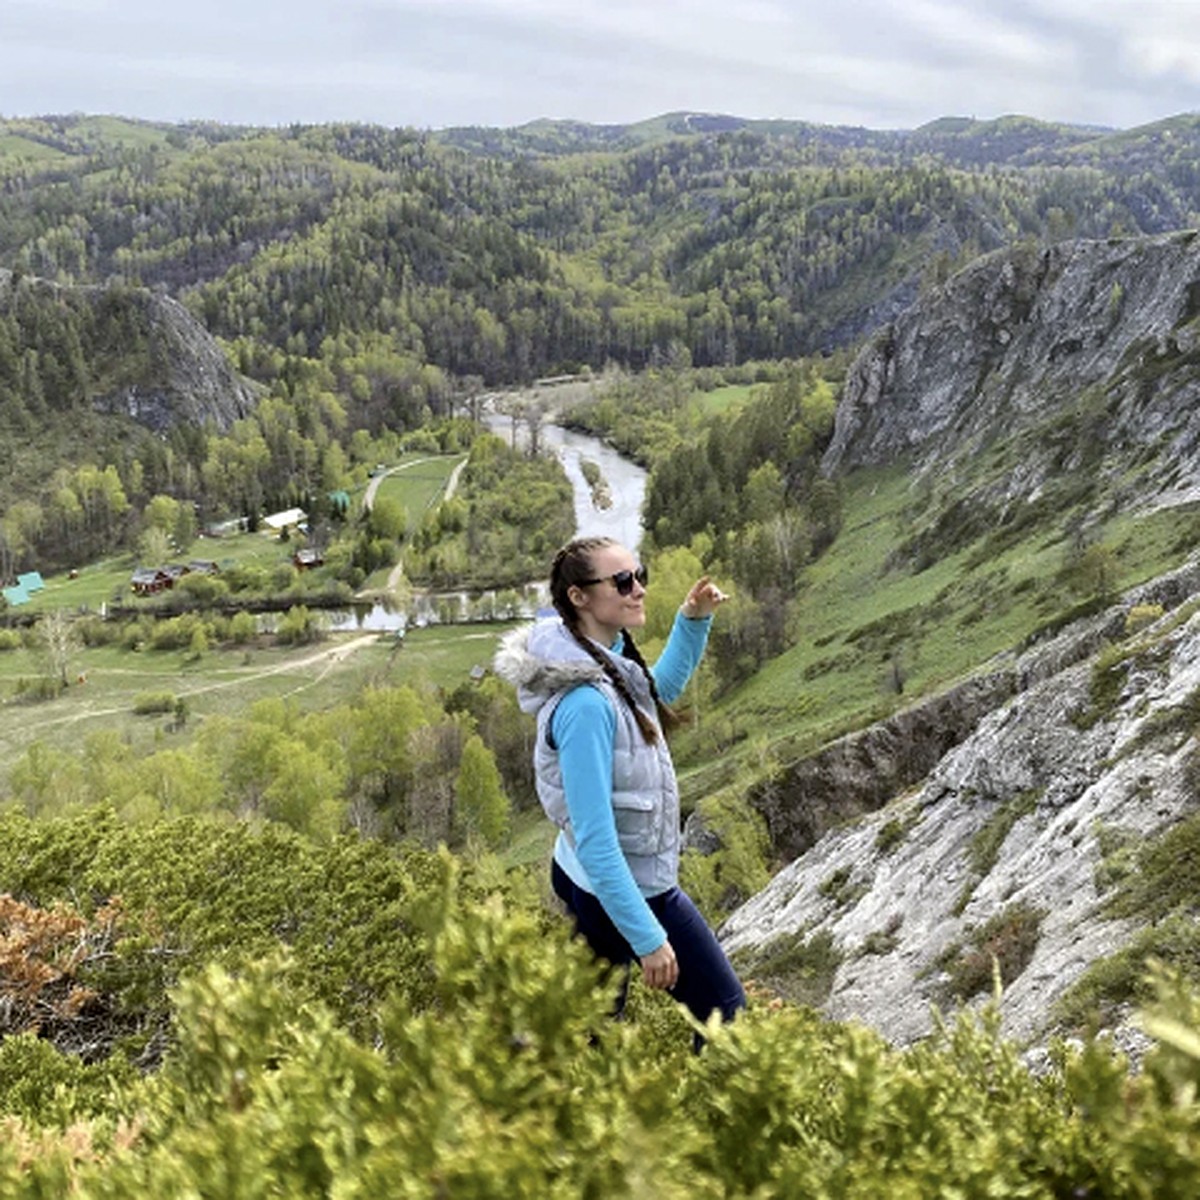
[749, 672, 1019, 863]
[720, 561, 1200, 1047]
[821, 232, 1200, 508]
[91, 291, 260, 433]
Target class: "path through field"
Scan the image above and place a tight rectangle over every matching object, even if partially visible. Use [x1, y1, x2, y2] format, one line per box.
[9, 634, 381, 742]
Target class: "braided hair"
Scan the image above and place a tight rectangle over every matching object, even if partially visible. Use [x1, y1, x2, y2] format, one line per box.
[549, 537, 680, 744]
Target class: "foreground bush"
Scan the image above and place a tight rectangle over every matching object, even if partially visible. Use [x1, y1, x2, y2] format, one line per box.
[2, 814, 1200, 1195]
[0, 811, 452, 1060]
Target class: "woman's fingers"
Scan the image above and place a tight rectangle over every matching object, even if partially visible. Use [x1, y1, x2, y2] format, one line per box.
[641, 942, 679, 990]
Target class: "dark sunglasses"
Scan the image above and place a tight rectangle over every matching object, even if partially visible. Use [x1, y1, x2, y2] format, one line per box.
[578, 565, 649, 596]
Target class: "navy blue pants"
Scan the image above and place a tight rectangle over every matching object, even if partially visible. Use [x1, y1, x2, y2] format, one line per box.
[552, 859, 746, 1044]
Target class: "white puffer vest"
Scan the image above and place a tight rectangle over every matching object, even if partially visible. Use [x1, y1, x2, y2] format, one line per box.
[494, 618, 681, 891]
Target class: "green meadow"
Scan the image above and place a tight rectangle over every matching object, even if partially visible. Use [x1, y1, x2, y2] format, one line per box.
[675, 464, 1200, 797]
[0, 619, 514, 787]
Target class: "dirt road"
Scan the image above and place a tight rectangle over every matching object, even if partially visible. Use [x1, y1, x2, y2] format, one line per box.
[9, 634, 381, 741]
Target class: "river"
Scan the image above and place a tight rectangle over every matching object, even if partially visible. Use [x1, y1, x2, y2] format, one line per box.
[329, 414, 647, 632]
[483, 411, 646, 553]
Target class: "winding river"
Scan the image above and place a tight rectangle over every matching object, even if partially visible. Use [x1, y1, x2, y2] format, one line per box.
[329, 416, 647, 631]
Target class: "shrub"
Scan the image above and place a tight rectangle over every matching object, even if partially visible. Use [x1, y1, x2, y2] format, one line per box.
[275, 605, 324, 646]
[227, 610, 258, 644]
[874, 814, 914, 855]
[173, 573, 229, 605]
[0, 629, 22, 651]
[1125, 602, 1165, 635]
[13, 677, 62, 703]
[6, 829, 1200, 1195]
[1104, 809, 1200, 922]
[938, 901, 1044, 1002]
[678, 789, 770, 918]
[132, 692, 176, 716]
[147, 614, 205, 651]
[732, 927, 841, 1007]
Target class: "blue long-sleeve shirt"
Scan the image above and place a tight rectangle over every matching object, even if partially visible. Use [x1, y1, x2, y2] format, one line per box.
[552, 611, 711, 956]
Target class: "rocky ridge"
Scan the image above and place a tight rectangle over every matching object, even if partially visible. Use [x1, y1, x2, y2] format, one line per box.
[822, 232, 1200, 515]
[96, 288, 261, 433]
[0, 269, 259, 432]
[721, 557, 1200, 1046]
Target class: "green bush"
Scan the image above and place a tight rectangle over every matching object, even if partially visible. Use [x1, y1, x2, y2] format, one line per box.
[275, 604, 324, 645]
[12, 676, 62, 703]
[732, 927, 841, 1008]
[678, 788, 771, 918]
[4, 819, 1200, 1195]
[131, 692, 176, 715]
[938, 901, 1045, 1002]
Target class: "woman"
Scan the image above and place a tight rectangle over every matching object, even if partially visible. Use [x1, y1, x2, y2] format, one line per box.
[495, 536, 745, 1041]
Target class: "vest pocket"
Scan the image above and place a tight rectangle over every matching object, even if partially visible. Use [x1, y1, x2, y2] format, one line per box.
[611, 791, 662, 853]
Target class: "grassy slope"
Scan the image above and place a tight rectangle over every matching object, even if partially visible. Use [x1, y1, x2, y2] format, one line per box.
[676, 464, 1200, 800]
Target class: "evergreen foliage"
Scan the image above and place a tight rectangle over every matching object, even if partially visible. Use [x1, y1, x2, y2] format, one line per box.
[2, 811, 1200, 1194]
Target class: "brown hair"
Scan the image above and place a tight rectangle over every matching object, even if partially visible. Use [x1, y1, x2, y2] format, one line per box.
[550, 537, 680, 744]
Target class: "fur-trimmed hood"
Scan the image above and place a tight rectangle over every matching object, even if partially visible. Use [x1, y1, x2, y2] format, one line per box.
[493, 618, 609, 716]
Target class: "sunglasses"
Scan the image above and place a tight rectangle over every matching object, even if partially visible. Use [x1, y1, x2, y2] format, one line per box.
[578, 565, 649, 596]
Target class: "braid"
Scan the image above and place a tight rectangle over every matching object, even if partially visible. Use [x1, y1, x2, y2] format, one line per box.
[619, 628, 683, 734]
[563, 614, 660, 744]
[550, 536, 660, 745]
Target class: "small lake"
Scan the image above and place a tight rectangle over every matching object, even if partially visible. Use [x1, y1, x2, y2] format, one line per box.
[329, 415, 647, 632]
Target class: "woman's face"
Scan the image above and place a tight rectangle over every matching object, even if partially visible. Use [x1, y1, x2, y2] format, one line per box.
[569, 542, 647, 644]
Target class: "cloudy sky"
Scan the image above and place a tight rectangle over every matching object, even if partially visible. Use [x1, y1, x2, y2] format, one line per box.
[1, 0, 1198, 133]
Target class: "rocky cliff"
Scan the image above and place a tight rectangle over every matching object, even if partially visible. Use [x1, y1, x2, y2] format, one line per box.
[0, 270, 259, 432]
[822, 232, 1200, 515]
[93, 288, 261, 433]
[722, 231, 1200, 1049]
[722, 558, 1200, 1048]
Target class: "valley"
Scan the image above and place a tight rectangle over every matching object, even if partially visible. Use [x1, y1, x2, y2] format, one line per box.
[3, 106, 1200, 1192]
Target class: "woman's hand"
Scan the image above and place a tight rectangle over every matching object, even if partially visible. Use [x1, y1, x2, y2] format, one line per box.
[680, 575, 730, 619]
[640, 940, 679, 990]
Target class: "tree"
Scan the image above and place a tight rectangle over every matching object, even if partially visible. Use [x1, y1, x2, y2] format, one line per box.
[37, 610, 77, 690]
[455, 734, 510, 848]
[137, 526, 171, 567]
[143, 493, 181, 536]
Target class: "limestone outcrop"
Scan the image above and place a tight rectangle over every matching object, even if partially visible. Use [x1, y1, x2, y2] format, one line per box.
[721, 559, 1200, 1047]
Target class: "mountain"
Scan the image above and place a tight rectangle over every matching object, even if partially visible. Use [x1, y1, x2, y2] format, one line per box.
[712, 230, 1200, 1049]
[434, 111, 1109, 163]
[0, 269, 260, 434]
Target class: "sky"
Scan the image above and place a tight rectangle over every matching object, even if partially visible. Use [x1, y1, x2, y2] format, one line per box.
[1, 0, 1199, 134]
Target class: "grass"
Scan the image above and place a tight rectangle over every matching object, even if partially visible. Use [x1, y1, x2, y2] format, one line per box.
[730, 927, 841, 1007]
[689, 384, 757, 417]
[14, 532, 298, 617]
[1054, 914, 1200, 1032]
[371, 455, 464, 523]
[0, 621, 517, 789]
[675, 466, 1200, 803]
[0, 135, 73, 164]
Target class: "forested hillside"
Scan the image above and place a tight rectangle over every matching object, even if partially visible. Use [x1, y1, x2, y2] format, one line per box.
[4, 110, 1200, 384]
